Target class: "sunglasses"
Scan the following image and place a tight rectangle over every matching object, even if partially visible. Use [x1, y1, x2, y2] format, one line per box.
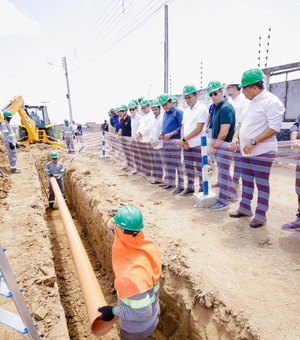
[119, 110, 125, 113]
[129, 108, 136, 111]
[209, 91, 220, 98]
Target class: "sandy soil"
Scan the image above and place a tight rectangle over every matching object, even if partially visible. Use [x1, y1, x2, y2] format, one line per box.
[1, 136, 300, 339]
[65, 149, 300, 339]
[0, 144, 69, 339]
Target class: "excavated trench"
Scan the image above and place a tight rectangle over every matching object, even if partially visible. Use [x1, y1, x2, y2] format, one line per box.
[34, 150, 258, 340]
[63, 162, 257, 339]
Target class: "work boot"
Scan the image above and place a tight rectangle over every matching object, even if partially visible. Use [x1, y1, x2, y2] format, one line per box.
[48, 202, 54, 209]
[282, 219, 300, 231]
[11, 168, 21, 174]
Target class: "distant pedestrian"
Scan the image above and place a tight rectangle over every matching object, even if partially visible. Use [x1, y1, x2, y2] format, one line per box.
[230, 69, 284, 228]
[180, 84, 208, 196]
[76, 124, 83, 143]
[102, 120, 109, 133]
[62, 119, 75, 153]
[0, 111, 20, 173]
[45, 151, 65, 209]
[99, 205, 161, 340]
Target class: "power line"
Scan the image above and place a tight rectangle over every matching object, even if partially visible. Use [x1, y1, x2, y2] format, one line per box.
[75, 0, 123, 55]
[75, 0, 119, 51]
[88, 0, 174, 64]
[78, 0, 136, 58]
[89, 0, 160, 54]
[71, 0, 177, 73]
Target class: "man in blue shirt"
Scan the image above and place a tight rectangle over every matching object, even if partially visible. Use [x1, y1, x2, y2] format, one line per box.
[109, 108, 120, 134]
[159, 94, 184, 194]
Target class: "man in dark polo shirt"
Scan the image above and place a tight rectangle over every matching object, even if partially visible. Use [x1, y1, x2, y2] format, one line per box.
[159, 93, 184, 195]
[118, 105, 133, 171]
[207, 80, 237, 211]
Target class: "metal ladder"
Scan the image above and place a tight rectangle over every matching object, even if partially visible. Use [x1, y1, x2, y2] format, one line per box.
[0, 244, 40, 339]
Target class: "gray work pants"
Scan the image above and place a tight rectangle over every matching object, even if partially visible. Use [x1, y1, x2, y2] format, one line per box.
[65, 136, 74, 152]
[4, 142, 17, 169]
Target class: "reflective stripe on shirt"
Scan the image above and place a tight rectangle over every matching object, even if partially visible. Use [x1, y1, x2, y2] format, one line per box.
[121, 294, 151, 309]
[121, 282, 160, 309]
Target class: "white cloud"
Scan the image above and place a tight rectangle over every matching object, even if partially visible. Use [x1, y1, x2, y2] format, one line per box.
[0, 0, 41, 36]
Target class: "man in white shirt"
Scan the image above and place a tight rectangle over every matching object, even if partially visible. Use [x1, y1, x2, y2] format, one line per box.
[230, 68, 284, 228]
[149, 100, 164, 184]
[137, 98, 155, 177]
[128, 101, 142, 174]
[180, 84, 208, 196]
[227, 81, 250, 186]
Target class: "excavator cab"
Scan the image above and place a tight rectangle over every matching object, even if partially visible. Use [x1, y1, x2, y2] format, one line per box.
[2, 96, 63, 147]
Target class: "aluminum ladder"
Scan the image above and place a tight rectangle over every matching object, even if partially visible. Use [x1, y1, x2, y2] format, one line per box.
[0, 244, 40, 339]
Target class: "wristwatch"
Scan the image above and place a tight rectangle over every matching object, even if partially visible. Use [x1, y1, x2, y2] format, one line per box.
[250, 138, 257, 145]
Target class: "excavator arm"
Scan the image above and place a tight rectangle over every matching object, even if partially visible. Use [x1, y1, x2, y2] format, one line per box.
[1, 96, 63, 147]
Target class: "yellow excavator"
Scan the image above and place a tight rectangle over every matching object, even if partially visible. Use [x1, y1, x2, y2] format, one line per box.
[0, 96, 63, 146]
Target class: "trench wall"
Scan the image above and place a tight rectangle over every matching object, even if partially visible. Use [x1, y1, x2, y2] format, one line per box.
[65, 166, 258, 340]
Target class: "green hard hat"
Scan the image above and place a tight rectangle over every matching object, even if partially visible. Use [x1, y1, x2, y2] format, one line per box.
[108, 110, 112, 117]
[151, 100, 160, 108]
[241, 68, 264, 88]
[158, 93, 171, 106]
[113, 205, 144, 231]
[207, 80, 223, 94]
[117, 105, 128, 112]
[138, 97, 144, 103]
[128, 101, 136, 109]
[131, 99, 138, 105]
[50, 151, 58, 159]
[3, 111, 13, 118]
[183, 84, 197, 96]
[140, 98, 150, 107]
[171, 96, 178, 103]
[64, 119, 68, 123]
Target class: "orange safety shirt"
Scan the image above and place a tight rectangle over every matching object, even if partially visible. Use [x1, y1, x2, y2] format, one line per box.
[112, 226, 161, 299]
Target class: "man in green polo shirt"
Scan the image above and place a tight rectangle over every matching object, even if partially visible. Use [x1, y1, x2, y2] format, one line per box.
[208, 80, 237, 211]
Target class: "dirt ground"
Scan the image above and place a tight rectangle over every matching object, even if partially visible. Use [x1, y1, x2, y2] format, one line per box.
[1, 137, 300, 339]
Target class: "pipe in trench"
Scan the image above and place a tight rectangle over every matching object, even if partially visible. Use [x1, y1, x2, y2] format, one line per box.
[50, 177, 114, 336]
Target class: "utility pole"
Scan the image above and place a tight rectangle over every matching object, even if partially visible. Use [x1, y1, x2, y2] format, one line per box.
[62, 56, 74, 124]
[164, 4, 169, 93]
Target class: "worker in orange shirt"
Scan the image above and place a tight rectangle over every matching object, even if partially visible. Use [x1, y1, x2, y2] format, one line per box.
[98, 205, 161, 339]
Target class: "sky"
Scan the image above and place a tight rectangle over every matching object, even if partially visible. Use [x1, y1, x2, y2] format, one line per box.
[1, 0, 300, 125]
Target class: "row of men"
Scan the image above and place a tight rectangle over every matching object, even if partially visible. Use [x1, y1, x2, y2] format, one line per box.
[105, 68, 298, 231]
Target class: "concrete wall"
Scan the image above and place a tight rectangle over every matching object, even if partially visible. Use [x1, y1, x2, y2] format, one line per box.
[270, 79, 300, 121]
